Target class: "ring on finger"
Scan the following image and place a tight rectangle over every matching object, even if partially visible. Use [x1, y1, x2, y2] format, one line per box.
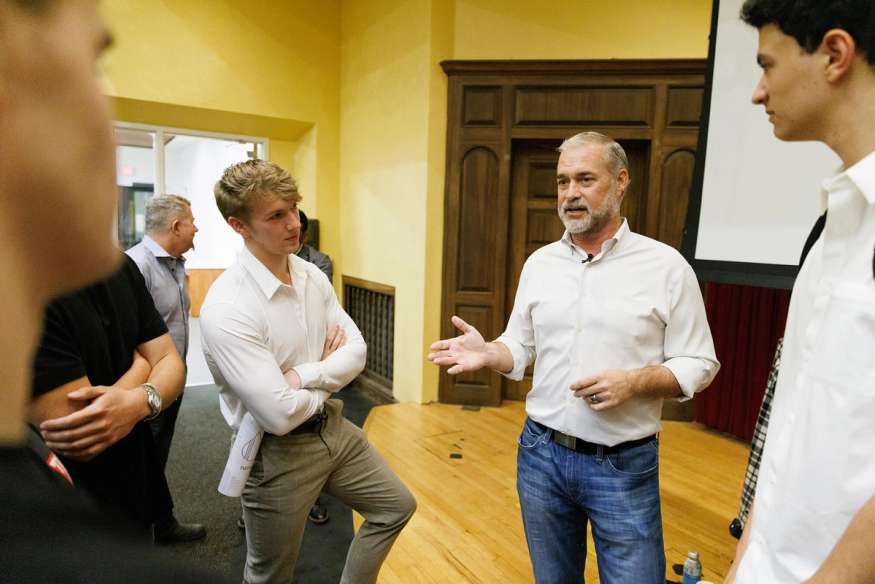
[589, 394, 601, 404]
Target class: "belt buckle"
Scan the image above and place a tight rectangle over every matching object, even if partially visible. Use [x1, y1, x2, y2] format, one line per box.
[553, 430, 576, 451]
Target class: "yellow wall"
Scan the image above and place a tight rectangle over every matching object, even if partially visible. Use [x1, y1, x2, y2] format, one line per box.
[101, 0, 342, 275]
[453, 0, 711, 59]
[340, 0, 448, 403]
[340, 0, 710, 404]
[103, 0, 711, 404]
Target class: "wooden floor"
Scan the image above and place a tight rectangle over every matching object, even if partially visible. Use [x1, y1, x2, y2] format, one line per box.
[356, 401, 748, 583]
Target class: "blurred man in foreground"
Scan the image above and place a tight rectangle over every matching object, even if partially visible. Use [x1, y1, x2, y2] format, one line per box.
[0, 1, 224, 580]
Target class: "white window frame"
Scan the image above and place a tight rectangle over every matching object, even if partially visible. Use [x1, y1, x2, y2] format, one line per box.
[113, 121, 270, 195]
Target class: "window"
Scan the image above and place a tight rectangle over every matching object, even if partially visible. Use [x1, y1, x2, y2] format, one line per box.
[113, 122, 268, 268]
[115, 127, 156, 250]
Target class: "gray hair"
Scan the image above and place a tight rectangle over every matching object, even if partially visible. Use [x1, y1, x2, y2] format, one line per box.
[558, 132, 629, 174]
[145, 194, 192, 234]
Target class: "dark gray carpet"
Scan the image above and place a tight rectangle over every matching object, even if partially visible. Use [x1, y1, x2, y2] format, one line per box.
[159, 385, 378, 583]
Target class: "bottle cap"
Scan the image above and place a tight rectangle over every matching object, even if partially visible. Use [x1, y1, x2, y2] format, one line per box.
[687, 550, 699, 560]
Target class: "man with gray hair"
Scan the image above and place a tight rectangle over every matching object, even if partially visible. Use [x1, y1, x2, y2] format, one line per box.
[126, 193, 205, 543]
[429, 131, 719, 583]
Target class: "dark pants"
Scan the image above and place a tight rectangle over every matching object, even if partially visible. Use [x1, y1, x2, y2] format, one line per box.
[149, 392, 183, 470]
[150, 393, 183, 527]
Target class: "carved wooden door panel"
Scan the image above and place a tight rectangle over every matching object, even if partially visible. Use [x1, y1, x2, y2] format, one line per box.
[438, 61, 706, 407]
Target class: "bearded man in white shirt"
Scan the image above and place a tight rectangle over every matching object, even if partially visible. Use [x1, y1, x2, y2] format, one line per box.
[429, 131, 719, 584]
[200, 160, 415, 584]
[726, 2, 875, 583]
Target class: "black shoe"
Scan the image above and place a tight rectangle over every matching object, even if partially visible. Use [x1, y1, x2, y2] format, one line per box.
[729, 517, 744, 539]
[154, 518, 207, 545]
[308, 502, 329, 525]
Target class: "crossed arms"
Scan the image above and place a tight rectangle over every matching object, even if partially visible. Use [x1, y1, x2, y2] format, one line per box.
[29, 333, 184, 461]
[200, 289, 365, 436]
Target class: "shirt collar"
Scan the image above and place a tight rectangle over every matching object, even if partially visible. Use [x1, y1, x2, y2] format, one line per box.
[240, 246, 307, 299]
[843, 149, 875, 206]
[142, 235, 174, 259]
[561, 218, 630, 258]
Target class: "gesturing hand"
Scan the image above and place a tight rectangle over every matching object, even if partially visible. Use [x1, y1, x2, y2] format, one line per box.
[40, 386, 149, 461]
[427, 315, 490, 375]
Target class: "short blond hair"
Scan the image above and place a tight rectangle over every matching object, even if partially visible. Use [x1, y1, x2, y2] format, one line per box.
[214, 159, 301, 222]
[145, 194, 191, 234]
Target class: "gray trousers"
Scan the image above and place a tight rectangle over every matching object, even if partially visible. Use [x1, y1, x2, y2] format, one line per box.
[241, 399, 416, 584]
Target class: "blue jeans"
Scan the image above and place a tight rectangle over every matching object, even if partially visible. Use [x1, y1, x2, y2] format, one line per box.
[516, 417, 665, 584]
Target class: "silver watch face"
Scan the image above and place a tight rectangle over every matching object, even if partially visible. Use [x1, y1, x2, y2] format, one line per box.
[143, 384, 161, 418]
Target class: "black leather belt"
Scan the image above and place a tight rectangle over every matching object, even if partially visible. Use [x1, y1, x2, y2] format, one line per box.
[286, 410, 327, 435]
[533, 420, 656, 455]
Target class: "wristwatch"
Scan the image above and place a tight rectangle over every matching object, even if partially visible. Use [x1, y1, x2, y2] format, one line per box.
[141, 383, 162, 421]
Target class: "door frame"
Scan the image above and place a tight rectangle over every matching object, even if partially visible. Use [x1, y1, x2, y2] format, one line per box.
[438, 60, 706, 407]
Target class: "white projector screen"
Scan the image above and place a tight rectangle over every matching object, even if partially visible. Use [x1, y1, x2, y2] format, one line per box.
[683, 0, 840, 288]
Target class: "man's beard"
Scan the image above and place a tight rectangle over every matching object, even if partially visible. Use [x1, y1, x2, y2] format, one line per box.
[558, 192, 621, 236]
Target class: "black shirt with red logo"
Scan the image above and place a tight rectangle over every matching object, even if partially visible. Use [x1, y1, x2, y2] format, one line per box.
[31, 256, 172, 527]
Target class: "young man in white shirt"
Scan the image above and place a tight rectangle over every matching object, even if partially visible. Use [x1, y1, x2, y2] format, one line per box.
[429, 132, 719, 583]
[727, 2, 875, 583]
[200, 160, 415, 584]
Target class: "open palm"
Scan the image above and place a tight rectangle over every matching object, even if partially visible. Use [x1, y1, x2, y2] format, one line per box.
[427, 316, 489, 375]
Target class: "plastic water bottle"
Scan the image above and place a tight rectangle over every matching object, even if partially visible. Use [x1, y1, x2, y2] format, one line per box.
[682, 550, 702, 584]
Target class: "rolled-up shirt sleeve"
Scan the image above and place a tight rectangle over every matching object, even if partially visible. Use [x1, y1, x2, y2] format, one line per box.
[662, 263, 720, 400]
[200, 302, 329, 436]
[291, 272, 366, 391]
[495, 263, 537, 381]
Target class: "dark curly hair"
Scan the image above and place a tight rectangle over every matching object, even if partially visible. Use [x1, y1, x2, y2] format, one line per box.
[741, 0, 875, 64]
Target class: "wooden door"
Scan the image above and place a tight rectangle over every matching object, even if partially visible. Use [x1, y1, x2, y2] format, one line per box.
[437, 60, 706, 407]
[503, 140, 652, 400]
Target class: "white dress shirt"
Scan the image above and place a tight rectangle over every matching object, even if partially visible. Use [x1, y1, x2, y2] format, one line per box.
[496, 220, 719, 446]
[125, 235, 190, 359]
[200, 246, 366, 435]
[735, 150, 875, 583]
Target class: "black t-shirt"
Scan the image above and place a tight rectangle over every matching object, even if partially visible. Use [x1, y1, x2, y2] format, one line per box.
[31, 257, 173, 527]
[0, 446, 229, 584]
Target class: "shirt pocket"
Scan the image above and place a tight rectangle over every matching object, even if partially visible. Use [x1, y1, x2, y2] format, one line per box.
[810, 283, 875, 392]
[601, 293, 665, 347]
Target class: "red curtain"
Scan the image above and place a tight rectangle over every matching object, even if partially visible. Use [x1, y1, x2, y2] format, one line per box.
[694, 282, 791, 441]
